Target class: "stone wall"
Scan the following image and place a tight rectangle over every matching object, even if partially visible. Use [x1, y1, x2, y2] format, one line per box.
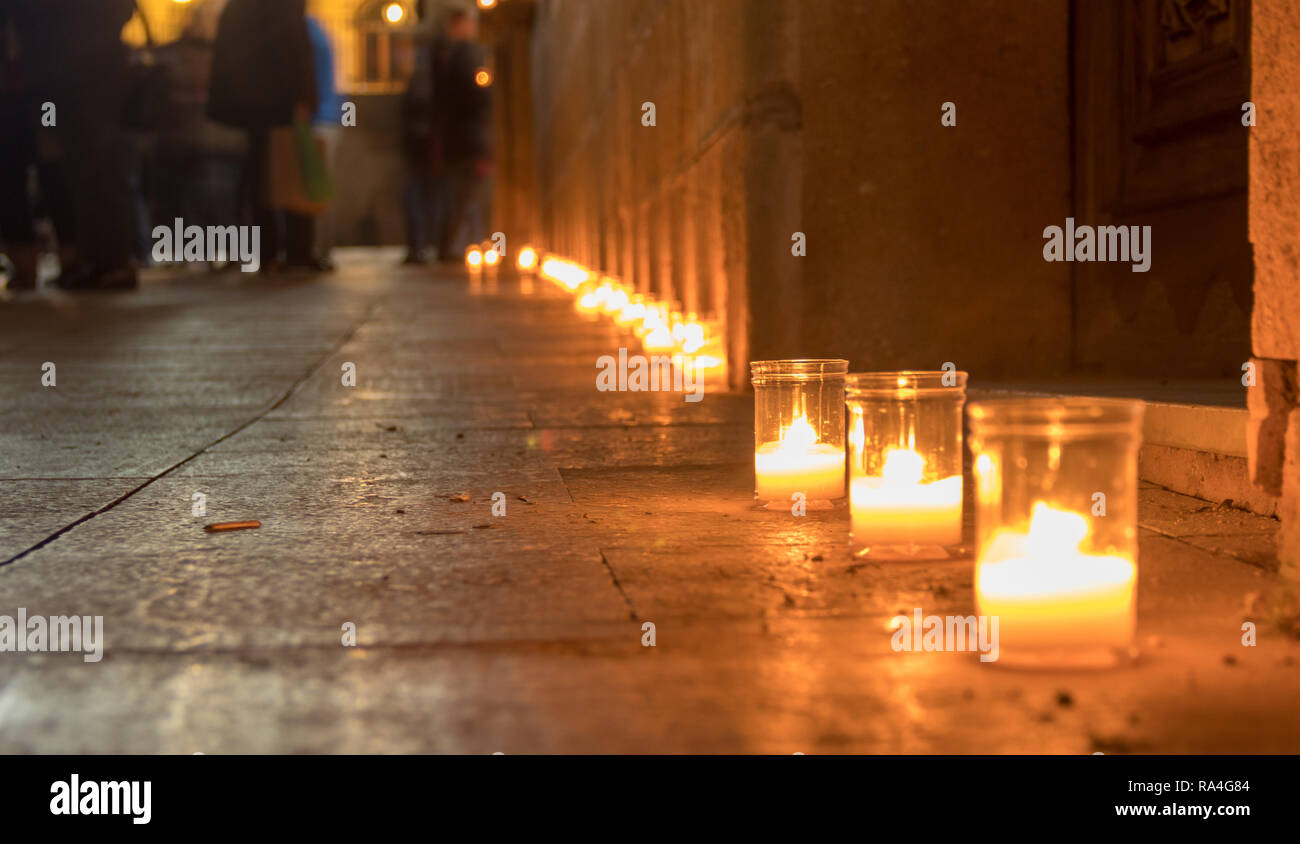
[797, 0, 1071, 377]
[1249, 1, 1300, 577]
[504, 0, 1071, 388]
[508, 0, 798, 388]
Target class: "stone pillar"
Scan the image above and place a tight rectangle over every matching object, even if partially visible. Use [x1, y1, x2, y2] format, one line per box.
[1249, 1, 1300, 577]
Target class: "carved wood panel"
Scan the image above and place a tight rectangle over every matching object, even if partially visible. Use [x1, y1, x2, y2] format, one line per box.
[1070, 0, 1251, 377]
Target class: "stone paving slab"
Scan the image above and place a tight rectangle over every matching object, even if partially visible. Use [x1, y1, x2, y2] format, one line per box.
[0, 255, 1296, 754]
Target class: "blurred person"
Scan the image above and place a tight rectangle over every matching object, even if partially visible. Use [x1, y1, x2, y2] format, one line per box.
[208, 0, 317, 272]
[431, 7, 491, 262]
[153, 1, 246, 267]
[402, 7, 491, 265]
[0, 0, 38, 289]
[21, 0, 138, 290]
[400, 3, 442, 266]
[305, 13, 340, 272]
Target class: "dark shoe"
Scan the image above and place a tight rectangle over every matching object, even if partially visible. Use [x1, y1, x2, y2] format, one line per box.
[50, 262, 138, 291]
[1, 246, 40, 290]
[285, 256, 334, 273]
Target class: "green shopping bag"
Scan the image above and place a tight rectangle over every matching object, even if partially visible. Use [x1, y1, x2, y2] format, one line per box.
[268, 120, 333, 214]
[294, 119, 334, 204]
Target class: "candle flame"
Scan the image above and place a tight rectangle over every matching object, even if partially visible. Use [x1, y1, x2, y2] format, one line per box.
[517, 247, 537, 270]
[1025, 502, 1089, 559]
[881, 448, 924, 486]
[779, 414, 819, 451]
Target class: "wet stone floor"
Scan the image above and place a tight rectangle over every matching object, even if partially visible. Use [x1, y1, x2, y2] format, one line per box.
[0, 251, 1296, 753]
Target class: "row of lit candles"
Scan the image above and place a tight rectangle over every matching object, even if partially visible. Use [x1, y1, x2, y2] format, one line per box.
[466, 244, 728, 378]
[749, 363, 1144, 669]
[459, 248, 1140, 669]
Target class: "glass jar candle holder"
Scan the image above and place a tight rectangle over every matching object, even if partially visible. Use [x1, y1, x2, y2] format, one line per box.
[751, 359, 848, 509]
[846, 371, 966, 559]
[968, 398, 1144, 669]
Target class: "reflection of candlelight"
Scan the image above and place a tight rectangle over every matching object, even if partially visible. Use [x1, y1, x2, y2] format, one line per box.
[850, 448, 962, 548]
[977, 502, 1136, 667]
[754, 413, 845, 502]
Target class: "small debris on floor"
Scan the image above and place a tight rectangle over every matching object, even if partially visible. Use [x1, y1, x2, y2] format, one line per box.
[416, 529, 465, 536]
[394, 509, 405, 514]
[204, 520, 261, 533]
[1055, 690, 1074, 708]
[1223, 654, 1238, 666]
[448, 492, 471, 502]
[517, 495, 535, 504]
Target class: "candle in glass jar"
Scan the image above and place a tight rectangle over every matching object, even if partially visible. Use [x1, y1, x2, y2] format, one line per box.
[976, 502, 1136, 666]
[850, 448, 962, 546]
[754, 414, 845, 501]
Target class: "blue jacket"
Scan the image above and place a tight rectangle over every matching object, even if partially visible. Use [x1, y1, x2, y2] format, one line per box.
[306, 16, 340, 126]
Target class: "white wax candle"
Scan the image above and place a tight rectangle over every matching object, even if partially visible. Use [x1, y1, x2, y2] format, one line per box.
[754, 415, 844, 501]
[850, 448, 962, 547]
[976, 503, 1136, 665]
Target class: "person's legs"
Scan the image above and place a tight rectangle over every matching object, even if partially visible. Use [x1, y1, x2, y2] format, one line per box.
[0, 124, 38, 289]
[312, 126, 341, 262]
[284, 211, 315, 267]
[438, 161, 477, 261]
[54, 73, 135, 286]
[403, 158, 431, 262]
[247, 129, 283, 269]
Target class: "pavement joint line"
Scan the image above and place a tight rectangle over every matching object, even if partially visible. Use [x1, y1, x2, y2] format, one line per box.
[598, 549, 639, 622]
[1137, 527, 1277, 570]
[0, 302, 379, 569]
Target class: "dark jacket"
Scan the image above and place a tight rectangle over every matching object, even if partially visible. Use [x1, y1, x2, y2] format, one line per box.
[207, 0, 317, 130]
[419, 35, 490, 167]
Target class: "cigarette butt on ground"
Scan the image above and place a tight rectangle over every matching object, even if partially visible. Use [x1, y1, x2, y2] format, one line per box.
[204, 520, 262, 533]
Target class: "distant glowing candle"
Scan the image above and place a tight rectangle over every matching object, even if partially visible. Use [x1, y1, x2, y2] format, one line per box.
[465, 246, 483, 271]
[643, 324, 676, 353]
[517, 246, 537, 272]
[603, 285, 630, 315]
[615, 296, 647, 327]
[850, 447, 962, 546]
[541, 257, 588, 290]
[976, 502, 1136, 661]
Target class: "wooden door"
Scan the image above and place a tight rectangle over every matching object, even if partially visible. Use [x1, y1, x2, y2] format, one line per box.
[1072, 0, 1252, 377]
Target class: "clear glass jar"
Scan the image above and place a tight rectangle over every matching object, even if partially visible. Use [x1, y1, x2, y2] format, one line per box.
[846, 371, 966, 559]
[750, 360, 848, 508]
[968, 398, 1144, 668]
